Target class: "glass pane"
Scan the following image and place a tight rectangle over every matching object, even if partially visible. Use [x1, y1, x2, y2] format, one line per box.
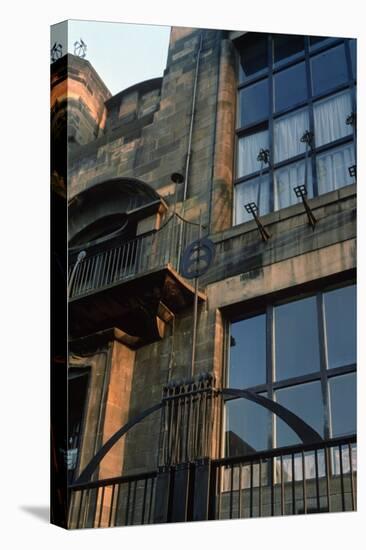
[229, 315, 266, 388]
[225, 395, 270, 456]
[234, 174, 271, 225]
[274, 296, 320, 380]
[274, 158, 313, 211]
[316, 143, 355, 195]
[329, 373, 356, 437]
[275, 381, 324, 447]
[274, 62, 307, 112]
[237, 130, 269, 178]
[324, 285, 356, 368]
[311, 44, 348, 95]
[274, 107, 309, 162]
[238, 33, 268, 82]
[239, 79, 269, 127]
[314, 90, 353, 147]
[273, 34, 305, 65]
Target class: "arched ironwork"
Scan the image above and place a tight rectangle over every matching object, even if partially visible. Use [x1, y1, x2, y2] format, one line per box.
[73, 385, 323, 485]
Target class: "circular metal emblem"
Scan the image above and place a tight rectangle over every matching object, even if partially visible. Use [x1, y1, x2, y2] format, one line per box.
[181, 237, 215, 279]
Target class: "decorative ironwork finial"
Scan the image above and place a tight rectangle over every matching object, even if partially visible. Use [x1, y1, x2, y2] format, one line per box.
[74, 38, 87, 58]
[51, 42, 63, 63]
[346, 112, 356, 127]
[300, 130, 314, 148]
[257, 148, 271, 165]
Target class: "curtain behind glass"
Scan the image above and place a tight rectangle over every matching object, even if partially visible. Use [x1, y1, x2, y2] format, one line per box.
[274, 159, 313, 210]
[314, 90, 353, 147]
[235, 174, 270, 224]
[237, 130, 269, 178]
[316, 143, 355, 194]
[274, 108, 309, 163]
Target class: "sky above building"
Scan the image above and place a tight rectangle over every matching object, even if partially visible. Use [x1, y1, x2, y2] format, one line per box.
[51, 19, 171, 95]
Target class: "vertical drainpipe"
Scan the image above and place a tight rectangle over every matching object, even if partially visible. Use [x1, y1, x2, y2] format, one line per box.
[181, 30, 204, 212]
[177, 31, 204, 268]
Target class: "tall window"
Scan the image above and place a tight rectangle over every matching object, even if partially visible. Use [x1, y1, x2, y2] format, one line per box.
[225, 283, 356, 457]
[234, 34, 357, 225]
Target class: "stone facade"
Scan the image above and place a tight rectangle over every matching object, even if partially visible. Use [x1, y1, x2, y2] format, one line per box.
[51, 25, 356, 527]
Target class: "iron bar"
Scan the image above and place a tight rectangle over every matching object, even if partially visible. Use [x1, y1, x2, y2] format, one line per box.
[291, 453, 296, 515]
[76, 490, 85, 529]
[148, 478, 154, 524]
[315, 450, 320, 512]
[250, 461, 254, 518]
[130, 480, 137, 525]
[238, 464, 243, 519]
[108, 484, 116, 527]
[325, 448, 331, 512]
[339, 445, 345, 511]
[302, 451, 307, 514]
[97, 486, 105, 528]
[259, 459, 262, 517]
[348, 443, 356, 510]
[141, 477, 148, 524]
[280, 455, 284, 516]
[125, 481, 131, 526]
[229, 465, 234, 519]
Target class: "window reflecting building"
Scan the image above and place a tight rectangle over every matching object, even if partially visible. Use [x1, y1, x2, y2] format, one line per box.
[51, 25, 357, 528]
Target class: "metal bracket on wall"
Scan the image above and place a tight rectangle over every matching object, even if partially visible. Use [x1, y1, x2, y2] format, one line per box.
[293, 185, 317, 229]
[244, 202, 271, 242]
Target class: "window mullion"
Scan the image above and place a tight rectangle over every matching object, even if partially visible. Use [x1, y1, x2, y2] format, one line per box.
[304, 37, 318, 198]
[317, 292, 331, 440]
[268, 36, 275, 212]
[266, 305, 274, 449]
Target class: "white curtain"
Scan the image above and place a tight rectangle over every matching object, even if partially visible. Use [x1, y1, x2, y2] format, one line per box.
[274, 159, 313, 211]
[316, 143, 355, 194]
[237, 130, 269, 178]
[235, 175, 270, 225]
[274, 108, 309, 163]
[314, 91, 353, 147]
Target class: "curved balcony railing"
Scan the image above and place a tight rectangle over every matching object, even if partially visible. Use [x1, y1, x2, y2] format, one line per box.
[68, 214, 199, 299]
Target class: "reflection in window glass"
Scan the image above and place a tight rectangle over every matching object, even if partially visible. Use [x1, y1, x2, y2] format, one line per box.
[311, 45, 348, 95]
[234, 174, 270, 224]
[274, 159, 313, 211]
[316, 143, 355, 195]
[274, 296, 320, 380]
[225, 396, 270, 456]
[274, 107, 309, 162]
[313, 91, 353, 147]
[239, 79, 269, 127]
[274, 62, 307, 112]
[329, 373, 356, 437]
[238, 33, 268, 82]
[237, 130, 269, 178]
[275, 382, 324, 447]
[324, 285, 356, 368]
[309, 36, 329, 46]
[230, 315, 266, 388]
[273, 34, 304, 64]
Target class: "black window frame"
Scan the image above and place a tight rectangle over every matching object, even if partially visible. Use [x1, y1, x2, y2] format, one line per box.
[233, 34, 357, 226]
[224, 281, 356, 455]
